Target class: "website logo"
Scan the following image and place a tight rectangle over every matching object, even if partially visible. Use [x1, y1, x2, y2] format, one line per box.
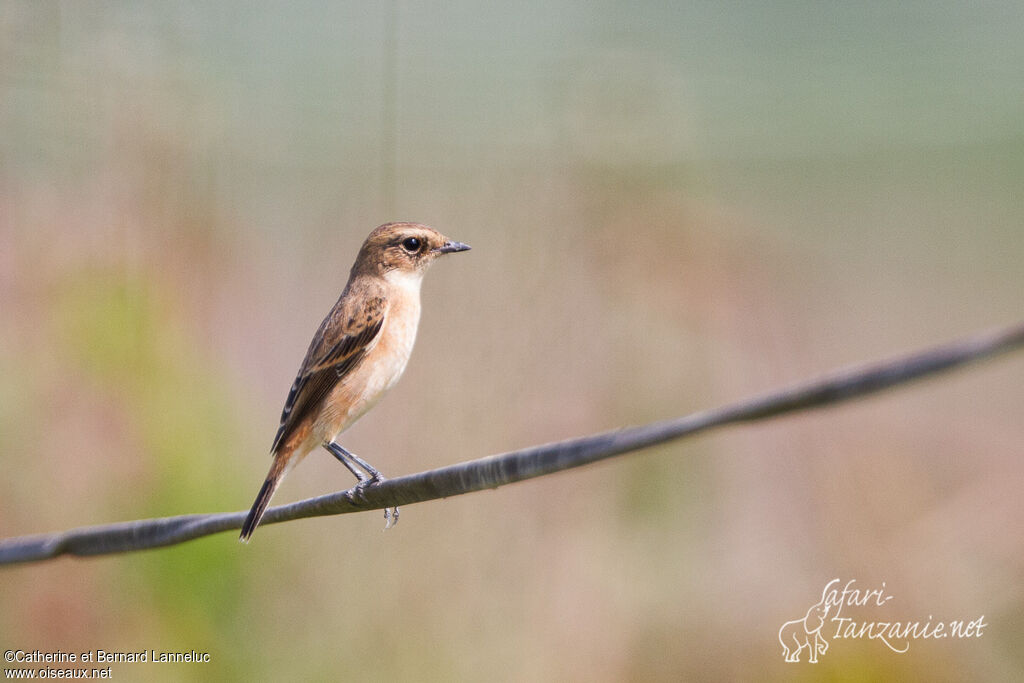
[779, 578, 987, 663]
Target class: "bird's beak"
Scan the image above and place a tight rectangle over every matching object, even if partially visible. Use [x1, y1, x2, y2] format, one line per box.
[436, 240, 471, 254]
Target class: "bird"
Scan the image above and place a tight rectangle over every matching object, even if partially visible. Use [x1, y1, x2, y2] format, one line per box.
[240, 222, 470, 541]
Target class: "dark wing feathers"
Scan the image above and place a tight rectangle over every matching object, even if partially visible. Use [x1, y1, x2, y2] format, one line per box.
[270, 295, 386, 453]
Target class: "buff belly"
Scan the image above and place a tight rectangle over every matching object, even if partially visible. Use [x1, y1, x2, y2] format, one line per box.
[314, 296, 420, 446]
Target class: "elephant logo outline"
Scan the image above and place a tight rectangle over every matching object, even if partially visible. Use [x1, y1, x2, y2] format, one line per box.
[779, 584, 833, 663]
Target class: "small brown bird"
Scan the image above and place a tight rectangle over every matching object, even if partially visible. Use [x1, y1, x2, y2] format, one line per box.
[240, 222, 470, 541]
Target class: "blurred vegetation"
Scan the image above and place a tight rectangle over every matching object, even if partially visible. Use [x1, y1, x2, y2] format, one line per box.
[1, 1, 1022, 681]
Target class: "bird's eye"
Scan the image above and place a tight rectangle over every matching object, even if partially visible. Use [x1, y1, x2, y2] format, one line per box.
[401, 237, 421, 253]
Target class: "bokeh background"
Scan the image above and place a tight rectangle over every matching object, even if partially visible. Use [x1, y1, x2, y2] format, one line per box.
[2, 2, 1023, 680]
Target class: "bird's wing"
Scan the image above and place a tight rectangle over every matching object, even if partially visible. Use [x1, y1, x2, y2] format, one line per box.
[270, 294, 387, 454]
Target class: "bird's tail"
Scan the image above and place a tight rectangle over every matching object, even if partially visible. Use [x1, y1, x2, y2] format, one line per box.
[240, 454, 292, 542]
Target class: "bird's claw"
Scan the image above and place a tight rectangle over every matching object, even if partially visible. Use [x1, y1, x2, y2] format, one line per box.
[351, 475, 398, 529]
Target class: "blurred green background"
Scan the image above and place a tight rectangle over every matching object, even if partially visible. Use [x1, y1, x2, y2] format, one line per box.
[2, 1, 1023, 680]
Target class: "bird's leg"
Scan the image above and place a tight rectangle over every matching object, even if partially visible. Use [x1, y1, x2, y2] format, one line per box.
[334, 444, 385, 481]
[323, 441, 399, 528]
[324, 441, 372, 482]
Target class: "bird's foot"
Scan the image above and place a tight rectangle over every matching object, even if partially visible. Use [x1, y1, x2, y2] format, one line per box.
[384, 505, 399, 529]
[353, 475, 399, 530]
[327, 442, 399, 529]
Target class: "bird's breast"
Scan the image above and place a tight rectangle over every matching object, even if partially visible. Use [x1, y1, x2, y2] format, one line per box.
[317, 293, 421, 440]
[368, 296, 421, 395]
